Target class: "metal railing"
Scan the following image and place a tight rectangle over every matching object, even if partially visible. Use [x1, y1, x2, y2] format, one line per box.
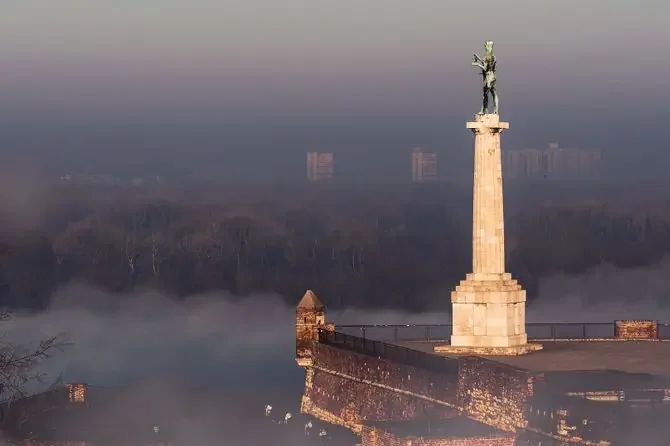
[661, 323, 670, 339]
[335, 322, 670, 342]
[317, 329, 527, 374]
[318, 329, 459, 374]
[335, 324, 451, 342]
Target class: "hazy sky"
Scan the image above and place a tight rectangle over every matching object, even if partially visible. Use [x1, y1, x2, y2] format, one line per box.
[0, 1, 667, 180]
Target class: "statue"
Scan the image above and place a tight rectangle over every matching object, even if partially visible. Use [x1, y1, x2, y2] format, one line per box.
[472, 40, 499, 115]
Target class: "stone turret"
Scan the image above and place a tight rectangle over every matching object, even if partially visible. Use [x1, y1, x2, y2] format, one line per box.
[296, 289, 330, 367]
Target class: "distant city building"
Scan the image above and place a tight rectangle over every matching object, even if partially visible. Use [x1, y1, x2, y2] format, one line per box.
[306, 152, 334, 182]
[504, 143, 601, 181]
[411, 147, 438, 182]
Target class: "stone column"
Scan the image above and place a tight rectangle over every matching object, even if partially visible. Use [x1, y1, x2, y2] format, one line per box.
[469, 114, 507, 279]
[434, 114, 541, 355]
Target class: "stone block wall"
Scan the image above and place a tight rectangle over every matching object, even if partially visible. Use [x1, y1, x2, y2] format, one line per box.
[360, 427, 515, 446]
[296, 303, 332, 366]
[457, 358, 533, 432]
[313, 343, 461, 404]
[305, 342, 536, 433]
[614, 320, 657, 340]
[305, 368, 458, 427]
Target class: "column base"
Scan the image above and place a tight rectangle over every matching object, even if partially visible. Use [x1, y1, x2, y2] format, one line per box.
[433, 341, 543, 356]
[446, 275, 542, 356]
[451, 333, 528, 348]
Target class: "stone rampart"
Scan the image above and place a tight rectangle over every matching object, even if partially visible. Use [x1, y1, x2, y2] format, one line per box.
[614, 320, 657, 340]
[304, 339, 535, 433]
[360, 426, 515, 446]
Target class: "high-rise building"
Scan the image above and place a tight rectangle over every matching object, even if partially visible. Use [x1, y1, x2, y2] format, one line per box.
[504, 143, 601, 180]
[411, 147, 438, 182]
[306, 152, 334, 182]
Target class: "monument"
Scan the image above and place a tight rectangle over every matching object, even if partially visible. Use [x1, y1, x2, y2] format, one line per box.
[435, 41, 541, 355]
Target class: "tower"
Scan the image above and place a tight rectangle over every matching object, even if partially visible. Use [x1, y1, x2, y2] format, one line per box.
[435, 114, 541, 355]
[306, 152, 334, 182]
[411, 148, 438, 182]
[296, 289, 327, 366]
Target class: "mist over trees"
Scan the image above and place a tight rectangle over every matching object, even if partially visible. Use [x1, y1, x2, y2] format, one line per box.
[1, 181, 669, 312]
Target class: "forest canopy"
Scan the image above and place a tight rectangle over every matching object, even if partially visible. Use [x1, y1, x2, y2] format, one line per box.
[0, 182, 668, 312]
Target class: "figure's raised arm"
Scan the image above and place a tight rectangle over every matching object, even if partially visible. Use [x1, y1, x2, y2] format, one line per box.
[471, 54, 485, 69]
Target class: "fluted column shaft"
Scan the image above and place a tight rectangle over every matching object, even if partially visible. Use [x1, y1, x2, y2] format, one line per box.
[467, 115, 508, 277]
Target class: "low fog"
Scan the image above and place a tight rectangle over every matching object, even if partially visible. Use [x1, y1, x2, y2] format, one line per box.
[0, 258, 668, 444]
[4, 257, 670, 390]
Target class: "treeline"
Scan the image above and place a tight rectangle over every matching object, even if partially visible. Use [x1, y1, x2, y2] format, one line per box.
[1, 183, 669, 311]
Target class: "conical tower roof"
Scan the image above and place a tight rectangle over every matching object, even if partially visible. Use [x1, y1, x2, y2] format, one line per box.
[297, 289, 325, 310]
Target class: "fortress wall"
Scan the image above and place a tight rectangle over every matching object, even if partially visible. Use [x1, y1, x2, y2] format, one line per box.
[360, 427, 515, 446]
[457, 358, 534, 432]
[312, 343, 460, 405]
[614, 320, 657, 339]
[304, 367, 458, 428]
[295, 333, 314, 366]
[307, 342, 537, 433]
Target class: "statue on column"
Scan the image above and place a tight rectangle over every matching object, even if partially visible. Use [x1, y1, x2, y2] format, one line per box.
[472, 40, 499, 115]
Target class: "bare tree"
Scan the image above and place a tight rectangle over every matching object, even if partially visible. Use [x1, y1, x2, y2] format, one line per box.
[0, 311, 66, 402]
[124, 233, 140, 276]
[149, 232, 167, 277]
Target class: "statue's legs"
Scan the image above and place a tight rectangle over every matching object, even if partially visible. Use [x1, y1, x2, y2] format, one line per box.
[491, 86, 499, 114]
[480, 87, 488, 114]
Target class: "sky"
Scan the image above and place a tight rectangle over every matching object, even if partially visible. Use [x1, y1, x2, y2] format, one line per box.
[0, 0, 668, 181]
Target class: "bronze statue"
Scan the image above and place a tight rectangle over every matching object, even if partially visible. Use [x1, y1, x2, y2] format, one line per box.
[472, 40, 499, 115]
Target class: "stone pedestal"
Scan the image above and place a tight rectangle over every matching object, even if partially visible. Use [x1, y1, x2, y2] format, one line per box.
[435, 114, 541, 356]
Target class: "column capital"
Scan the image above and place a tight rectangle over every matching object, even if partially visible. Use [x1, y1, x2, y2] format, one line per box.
[467, 113, 509, 133]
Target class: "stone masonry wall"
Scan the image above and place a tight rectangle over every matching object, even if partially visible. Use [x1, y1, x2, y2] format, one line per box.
[313, 343, 460, 405]
[296, 307, 326, 365]
[306, 342, 535, 433]
[614, 320, 658, 339]
[360, 427, 515, 446]
[305, 367, 458, 427]
[457, 358, 534, 432]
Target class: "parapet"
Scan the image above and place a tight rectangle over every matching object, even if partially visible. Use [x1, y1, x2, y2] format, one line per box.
[615, 320, 658, 340]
